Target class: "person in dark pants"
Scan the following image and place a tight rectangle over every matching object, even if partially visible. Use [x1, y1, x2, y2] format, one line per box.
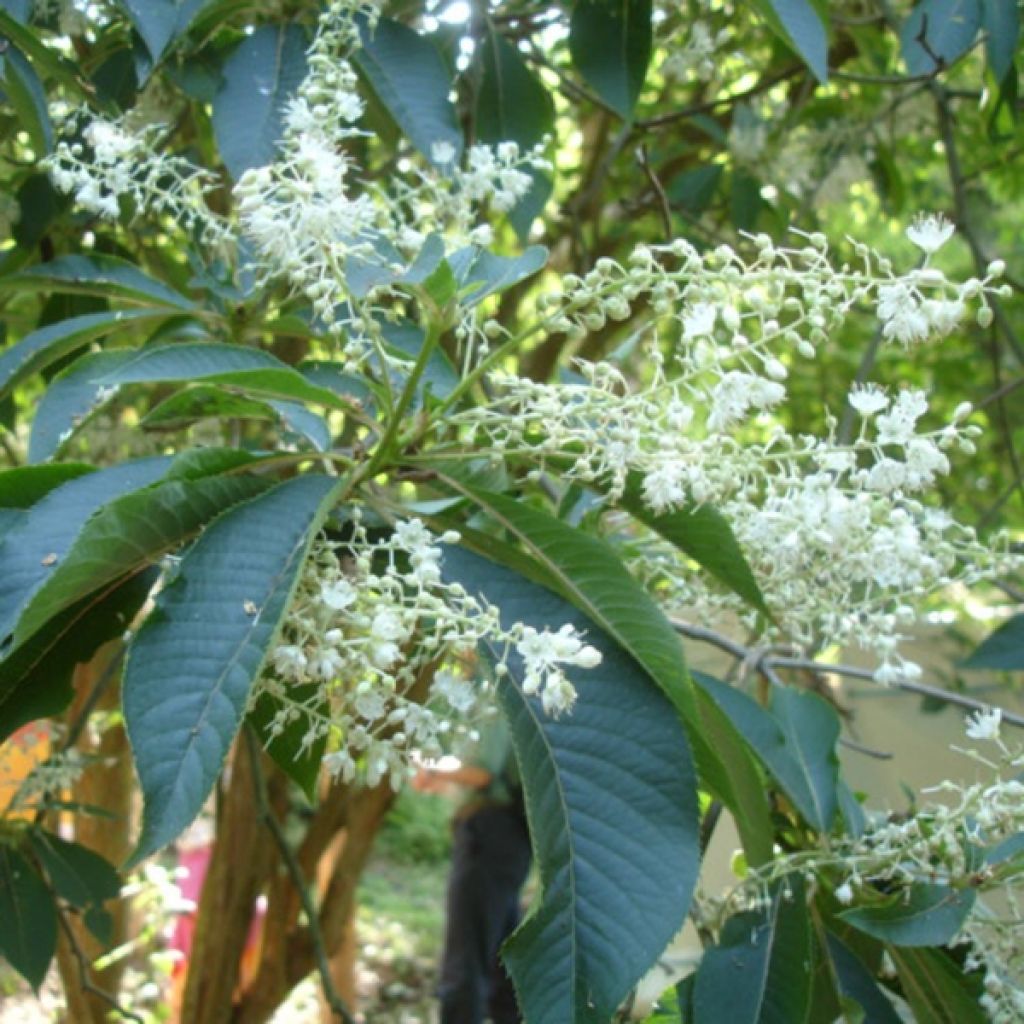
[414, 715, 531, 1024]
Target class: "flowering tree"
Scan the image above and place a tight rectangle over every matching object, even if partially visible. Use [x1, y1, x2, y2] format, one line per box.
[0, 1, 1022, 1022]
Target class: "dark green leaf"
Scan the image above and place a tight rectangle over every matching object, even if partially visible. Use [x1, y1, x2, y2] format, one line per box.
[28, 831, 121, 909]
[888, 947, 987, 1023]
[840, 884, 975, 946]
[29, 342, 350, 462]
[91, 47, 139, 109]
[693, 878, 812, 1024]
[901, 0, 982, 76]
[11, 175, 68, 250]
[3, 254, 196, 309]
[769, 685, 840, 831]
[0, 846, 57, 990]
[756, 0, 829, 82]
[447, 245, 548, 305]
[569, 0, 653, 120]
[507, 168, 553, 243]
[981, 0, 1019, 82]
[962, 613, 1024, 670]
[985, 832, 1024, 865]
[824, 933, 902, 1024]
[13, 473, 272, 647]
[353, 16, 462, 166]
[443, 546, 699, 1024]
[0, 457, 170, 645]
[0, 10, 86, 97]
[212, 23, 308, 180]
[447, 482, 693, 714]
[0, 569, 159, 743]
[731, 170, 764, 231]
[667, 163, 724, 215]
[694, 674, 840, 833]
[0, 309, 165, 403]
[0, 463, 95, 510]
[0, 1, 30, 22]
[3, 43, 53, 154]
[116, 0, 210, 61]
[123, 474, 339, 863]
[619, 478, 768, 615]
[475, 28, 554, 147]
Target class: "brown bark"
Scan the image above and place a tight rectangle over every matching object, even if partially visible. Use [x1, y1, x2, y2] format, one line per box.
[53, 642, 134, 1024]
[178, 744, 285, 1024]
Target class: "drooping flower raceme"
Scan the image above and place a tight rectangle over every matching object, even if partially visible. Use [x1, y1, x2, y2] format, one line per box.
[448, 229, 1016, 682]
[250, 515, 600, 789]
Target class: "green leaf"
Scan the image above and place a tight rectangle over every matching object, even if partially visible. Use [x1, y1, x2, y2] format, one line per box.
[840, 884, 975, 947]
[353, 16, 462, 167]
[13, 473, 272, 647]
[0, 569, 159, 743]
[0, 846, 57, 991]
[758, 0, 829, 82]
[247, 682, 327, 802]
[0, 10, 87, 97]
[618, 478, 769, 615]
[475, 28, 554, 147]
[116, 0, 209, 61]
[29, 342, 350, 462]
[901, 0, 982, 76]
[3, 43, 53, 154]
[447, 245, 549, 306]
[568, 0, 653, 120]
[141, 387, 332, 450]
[667, 164, 723, 215]
[693, 878, 812, 1024]
[693, 674, 839, 832]
[0, 457, 171, 645]
[447, 481, 693, 715]
[962, 613, 1024, 670]
[769, 685, 840, 832]
[28, 831, 121, 910]
[981, 0, 1019, 82]
[123, 474, 339, 864]
[443, 546, 699, 1024]
[507, 168, 553, 243]
[0, 309, 166, 403]
[212, 23, 308, 180]
[824, 933, 902, 1024]
[3, 254, 196, 309]
[690, 686, 774, 866]
[888, 947, 988, 1023]
[0, 463, 95, 511]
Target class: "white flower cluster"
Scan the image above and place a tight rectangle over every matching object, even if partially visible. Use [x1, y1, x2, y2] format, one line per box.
[702, 718, 1024, 1021]
[450, 227, 1015, 678]
[251, 515, 600, 789]
[660, 20, 729, 82]
[233, 0, 549, 353]
[45, 111, 230, 245]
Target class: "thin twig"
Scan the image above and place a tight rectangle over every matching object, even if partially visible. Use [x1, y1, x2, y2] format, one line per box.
[244, 729, 357, 1024]
[634, 144, 673, 241]
[670, 619, 1024, 729]
[56, 907, 144, 1024]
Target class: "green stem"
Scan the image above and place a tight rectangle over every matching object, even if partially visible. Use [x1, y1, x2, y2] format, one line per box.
[362, 317, 443, 479]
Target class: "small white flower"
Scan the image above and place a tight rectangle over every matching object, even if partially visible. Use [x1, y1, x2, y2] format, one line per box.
[835, 882, 854, 905]
[682, 301, 716, 339]
[965, 707, 1002, 742]
[906, 213, 955, 255]
[431, 140, 457, 166]
[320, 578, 357, 610]
[848, 384, 888, 417]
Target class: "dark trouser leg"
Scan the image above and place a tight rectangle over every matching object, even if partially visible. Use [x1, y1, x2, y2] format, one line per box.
[438, 805, 531, 1024]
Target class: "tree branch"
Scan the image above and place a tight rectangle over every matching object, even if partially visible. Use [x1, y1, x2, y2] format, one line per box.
[244, 729, 358, 1024]
[670, 619, 1024, 730]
